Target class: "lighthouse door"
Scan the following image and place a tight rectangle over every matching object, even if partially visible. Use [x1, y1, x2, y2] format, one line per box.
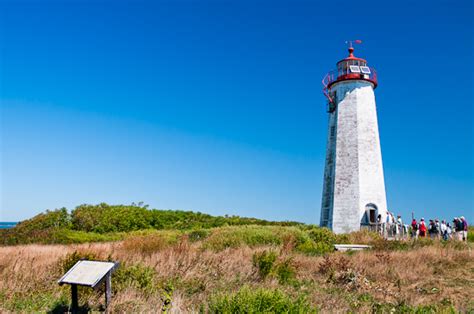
[362, 203, 378, 232]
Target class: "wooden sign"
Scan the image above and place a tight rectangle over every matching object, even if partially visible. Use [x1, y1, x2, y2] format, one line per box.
[59, 260, 116, 287]
[58, 260, 119, 313]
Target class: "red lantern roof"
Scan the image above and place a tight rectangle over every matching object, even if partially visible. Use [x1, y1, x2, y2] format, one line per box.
[322, 42, 378, 106]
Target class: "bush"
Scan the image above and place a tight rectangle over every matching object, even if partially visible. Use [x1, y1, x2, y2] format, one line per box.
[371, 301, 457, 313]
[114, 263, 157, 294]
[275, 258, 296, 285]
[16, 208, 71, 232]
[252, 250, 277, 279]
[468, 227, 474, 243]
[202, 226, 283, 251]
[306, 227, 336, 245]
[0, 209, 72, 245]
[295, 227, 336, 255]
[2, 203, 306, 245]
[206, 286, 317, 313]
[71, 203, 153, 233]
[187, 229, 211, 242]
[296, 240, 334, 255]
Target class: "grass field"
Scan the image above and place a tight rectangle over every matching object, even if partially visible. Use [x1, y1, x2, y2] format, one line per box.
[1, 225, 473, 313]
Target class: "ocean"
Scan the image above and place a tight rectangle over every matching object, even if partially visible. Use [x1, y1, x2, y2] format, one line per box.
[0, 222, 17, 229]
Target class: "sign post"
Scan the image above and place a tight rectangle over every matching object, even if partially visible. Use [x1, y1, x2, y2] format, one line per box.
[58, 260, 119, 312]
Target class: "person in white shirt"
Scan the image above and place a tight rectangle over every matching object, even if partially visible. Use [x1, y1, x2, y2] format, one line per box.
[446, 222, 453, 239]
[440, 220, 448, 241]
[396, 215, 403, 239]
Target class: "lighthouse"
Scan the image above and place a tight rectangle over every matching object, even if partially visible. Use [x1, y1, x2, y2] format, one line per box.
[320, 42, 387, 234]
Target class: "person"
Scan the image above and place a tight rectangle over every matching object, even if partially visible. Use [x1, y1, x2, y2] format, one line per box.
[454, 217, 463, 241]
[396, 215, 403, 239]
[440, 220, 448, 241]
[446, 222, 453, 239]
[428, 219, 439, 239]
[385, 211, 391, 237]
[390, 212, 396, 237]
[460, 216, 468, 242]
[377, 214, 382, 224]
[411, 218, 418, 239]
[376, 214, 382, 234]
[419, 218, 427, 237]
[453, 218, 459, 240]
[435, 219, 441, 240]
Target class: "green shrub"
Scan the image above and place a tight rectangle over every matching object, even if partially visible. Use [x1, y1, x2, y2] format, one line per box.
[114, 263, 157, 294]
[72, 203, 153, 233]
[71, 204, 303, 233]
[187, 229, 211, 242]
[275, 258, 296, 285]
[294, 227, 336, 255]
[252, 250, 277, 279]
[371, 301, 457, 313]
[2, 203, 306, 245]
[335, 233, 350, 244]
[206, 286, 317, 313]
[467, 227, 474, 243]
[202, 226, 282, 251]
[306, 227, 336, 244]
[0, 209, 72, 245]
[16, 208, 71, 232]
[297, 241, 334, 255]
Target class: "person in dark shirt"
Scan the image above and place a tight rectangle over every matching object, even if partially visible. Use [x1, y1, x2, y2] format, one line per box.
[460, 216, 468, 241]
[428, 219, 439, 239]
[453, 218, 463, 240]
[411, 219, 418, 239]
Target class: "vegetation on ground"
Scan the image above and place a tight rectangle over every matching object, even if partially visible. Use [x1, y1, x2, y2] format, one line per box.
[0, 204, 472, 312]
[0, 203, 302, 245]
[206, 286, 317, 313]
[0, 237, 471, 313]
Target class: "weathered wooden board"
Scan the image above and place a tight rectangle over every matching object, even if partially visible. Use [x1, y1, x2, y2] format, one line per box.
[58, 260, 116, 287]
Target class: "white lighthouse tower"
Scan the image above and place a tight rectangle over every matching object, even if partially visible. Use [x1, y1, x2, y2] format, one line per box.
[320, 42, 387, 234]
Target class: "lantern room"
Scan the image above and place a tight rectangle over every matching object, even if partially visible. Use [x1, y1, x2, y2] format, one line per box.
[322, 43, 378, 104]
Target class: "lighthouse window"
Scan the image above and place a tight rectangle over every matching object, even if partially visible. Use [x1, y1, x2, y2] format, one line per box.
[330, 126, 336, 137]
[349, 65, 361, 73]
[360, 66, 371, 74]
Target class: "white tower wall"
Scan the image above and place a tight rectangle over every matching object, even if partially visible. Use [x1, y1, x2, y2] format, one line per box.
[320, 80, 387, 234]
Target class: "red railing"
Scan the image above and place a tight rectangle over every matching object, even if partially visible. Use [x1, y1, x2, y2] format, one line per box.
[322, 67, 377, 103]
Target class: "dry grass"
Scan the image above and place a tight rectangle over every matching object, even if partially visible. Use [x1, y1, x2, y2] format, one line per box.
[0, 238, 473, 313]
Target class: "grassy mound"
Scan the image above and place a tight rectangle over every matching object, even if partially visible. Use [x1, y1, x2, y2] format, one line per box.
[0, 203, 303, 245]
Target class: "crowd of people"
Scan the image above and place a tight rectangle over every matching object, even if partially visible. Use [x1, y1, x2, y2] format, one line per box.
[376, 212, 469, 241]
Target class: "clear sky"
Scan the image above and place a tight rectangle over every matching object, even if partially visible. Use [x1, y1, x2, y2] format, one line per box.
[1, 0, 473, 223]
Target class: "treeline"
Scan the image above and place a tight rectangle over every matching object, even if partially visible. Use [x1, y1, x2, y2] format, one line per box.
[0, 203, 304, 245]
[69, 203, 302, 233]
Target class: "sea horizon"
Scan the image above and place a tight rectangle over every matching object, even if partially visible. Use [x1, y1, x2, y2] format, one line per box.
[0, 222, 18, 229]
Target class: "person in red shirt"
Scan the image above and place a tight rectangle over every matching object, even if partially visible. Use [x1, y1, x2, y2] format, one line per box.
[419, 218, 427, 237]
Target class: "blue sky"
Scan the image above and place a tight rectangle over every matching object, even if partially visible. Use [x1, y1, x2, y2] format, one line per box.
[1, 0, 473, 223]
